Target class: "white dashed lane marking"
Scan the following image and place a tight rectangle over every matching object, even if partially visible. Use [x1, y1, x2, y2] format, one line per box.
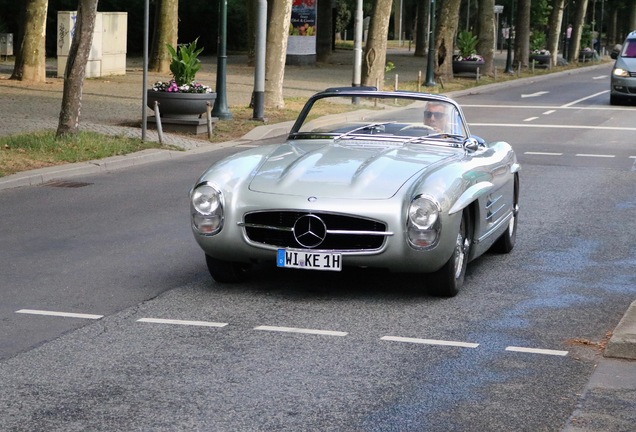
[14, 312, 569, 356]
[137, 318, 228, 328]
[254, 325, 348, 337]
[381, 336, 479, 348]
[575, 153, 615, 158]
[15, 309, 103, 320]
[506, 346, 569, 356]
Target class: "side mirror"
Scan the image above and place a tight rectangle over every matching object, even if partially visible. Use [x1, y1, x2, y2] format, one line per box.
[463, 137, 480, 152]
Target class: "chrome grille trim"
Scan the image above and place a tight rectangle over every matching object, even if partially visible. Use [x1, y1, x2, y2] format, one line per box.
[241, 210, 390, 251]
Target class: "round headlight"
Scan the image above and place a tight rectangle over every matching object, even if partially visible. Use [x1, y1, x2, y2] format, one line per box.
[409, 196, 439, 230]
[192, 185, 220, 216]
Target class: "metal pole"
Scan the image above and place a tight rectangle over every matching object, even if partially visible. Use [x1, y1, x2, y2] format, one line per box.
[212, 0, 232, 119]
[399, 0, 403, 45]
[252, 0, 266, 121]
[424, 0, 436, 86]
[142, 0, 149, 141]
[352, 0, 363, 88]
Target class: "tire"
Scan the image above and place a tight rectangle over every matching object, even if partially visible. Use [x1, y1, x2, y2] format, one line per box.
[609, 94, 622, 106]
[429, 208, 473, 297]
[205, 254, 249, 283]
[491, 174, 519, 254]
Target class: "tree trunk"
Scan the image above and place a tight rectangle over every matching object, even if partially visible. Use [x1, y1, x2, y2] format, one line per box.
[568, 0, 589, 63]
[435, 0, 462, 81]
[514, 0, 531, 68]
[265, 0, 292, 109]
[477, 0, 495, 76]
[149, 0, 179, 73]
[10, 0, 47, 82]
[362, 0, 393, 88]
[317, 0, 333, 62]
[393, 0, 402, 40]
[547, 0, 565, 67]
[630, 0, 636, 34]
[56, 0, 99, 137]
[414, 0, 429, 57]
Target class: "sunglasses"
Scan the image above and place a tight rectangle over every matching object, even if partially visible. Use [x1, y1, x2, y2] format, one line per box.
[424, 111, 446, 119]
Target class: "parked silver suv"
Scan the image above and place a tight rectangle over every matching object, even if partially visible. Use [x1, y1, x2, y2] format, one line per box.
[610, 31, 636, 105]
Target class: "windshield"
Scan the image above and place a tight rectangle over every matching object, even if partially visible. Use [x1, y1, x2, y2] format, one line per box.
[621, 39, 636, 58]
[293, 95, 469, 141]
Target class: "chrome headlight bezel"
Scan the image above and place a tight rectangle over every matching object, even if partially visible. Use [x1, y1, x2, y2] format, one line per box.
[190, 182, 224, 236]
[407, 195, 441, 250]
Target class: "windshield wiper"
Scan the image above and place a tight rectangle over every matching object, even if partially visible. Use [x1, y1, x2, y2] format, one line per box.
[405, 133, 465, 144]
[335, 121, 396, 141]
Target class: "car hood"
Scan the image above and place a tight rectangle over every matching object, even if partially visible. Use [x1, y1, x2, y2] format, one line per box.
[617, 56, 636, 71]
[248, 141, 458, 199]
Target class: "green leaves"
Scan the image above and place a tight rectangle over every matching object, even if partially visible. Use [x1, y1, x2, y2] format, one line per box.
[167, 38, 204, 86]
[456, 31, 478, 58]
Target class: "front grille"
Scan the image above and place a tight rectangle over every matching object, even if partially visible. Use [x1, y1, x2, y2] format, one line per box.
[244, 211, 388, 251]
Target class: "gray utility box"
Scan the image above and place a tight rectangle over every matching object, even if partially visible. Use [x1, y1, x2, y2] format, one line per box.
[57, 12, 127, 78]
[0, 33, 13, 56]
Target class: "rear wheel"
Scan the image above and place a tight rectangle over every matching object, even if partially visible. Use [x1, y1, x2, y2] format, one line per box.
[491, 174, 519, 254]
[205, 254, 249, 283]
[429, 208, 472, 297]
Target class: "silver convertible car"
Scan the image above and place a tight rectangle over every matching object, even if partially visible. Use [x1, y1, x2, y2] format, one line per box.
[190, 88, 520, 296]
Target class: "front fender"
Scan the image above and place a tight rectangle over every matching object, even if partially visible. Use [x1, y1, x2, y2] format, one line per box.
[448, 181, 494, 215]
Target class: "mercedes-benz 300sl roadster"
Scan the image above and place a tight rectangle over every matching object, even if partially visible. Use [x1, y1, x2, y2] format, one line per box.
[190, 88, 520, 296]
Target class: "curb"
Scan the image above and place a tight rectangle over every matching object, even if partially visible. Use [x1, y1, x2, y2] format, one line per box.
[605, 300, 636, 360]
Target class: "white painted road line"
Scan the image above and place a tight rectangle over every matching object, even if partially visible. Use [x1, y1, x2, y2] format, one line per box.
[381, 336, 479, 348]
[542, 110, 556, 115]
[525, 151, 563, 156]
[506, 346, 568, 356]
[561, 90, 610, 107]
[15, 309, 103, 320]
[137, 318, 228, 328]
[576, 154, 615, 158]
[524, 117, 539, 122]
[254, 325, 348, 337]
[469, 123, 636, 131]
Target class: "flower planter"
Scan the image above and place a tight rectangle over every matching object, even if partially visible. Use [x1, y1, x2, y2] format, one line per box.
[530, 54, 551, 65]
[578, 50, 595, 62]
[146, 90, 217, 119]
[452, 59, 485, 75]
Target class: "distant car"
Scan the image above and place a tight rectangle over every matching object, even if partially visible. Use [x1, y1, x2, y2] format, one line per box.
[610, 30, 636, 105]
[189, 88, 520, 297]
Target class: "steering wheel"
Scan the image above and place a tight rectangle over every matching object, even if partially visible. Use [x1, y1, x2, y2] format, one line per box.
[399, 124, 436, 136]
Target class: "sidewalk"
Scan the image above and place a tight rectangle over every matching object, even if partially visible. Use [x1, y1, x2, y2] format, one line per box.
[1, 47, 634, 430]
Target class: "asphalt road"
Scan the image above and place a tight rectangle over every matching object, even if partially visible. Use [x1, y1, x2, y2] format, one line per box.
[1, 65, 635, 431]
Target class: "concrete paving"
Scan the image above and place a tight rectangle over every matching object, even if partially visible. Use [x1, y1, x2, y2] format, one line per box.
[0, 48, 634, 430]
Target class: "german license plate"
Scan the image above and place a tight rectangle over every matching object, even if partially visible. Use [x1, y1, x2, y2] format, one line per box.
[277, 249, 342, 271]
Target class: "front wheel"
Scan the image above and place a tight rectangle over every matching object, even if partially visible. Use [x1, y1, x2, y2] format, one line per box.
[429, 208, 472, 297]
[205, 254, 249, 283]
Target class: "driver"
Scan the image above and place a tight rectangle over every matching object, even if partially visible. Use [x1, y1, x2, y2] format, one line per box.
[423, 101, 451, 133]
